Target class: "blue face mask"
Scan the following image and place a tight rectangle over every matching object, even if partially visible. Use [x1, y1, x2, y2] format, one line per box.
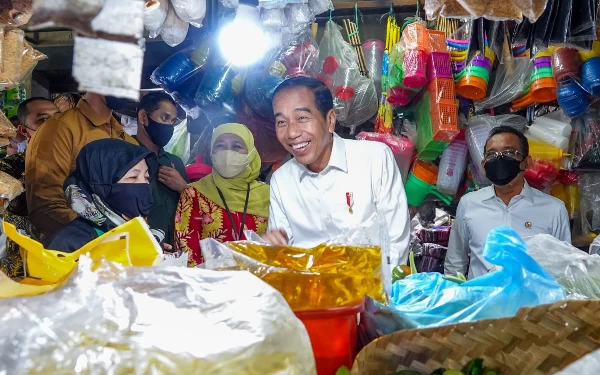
[104, 183, 154, 219]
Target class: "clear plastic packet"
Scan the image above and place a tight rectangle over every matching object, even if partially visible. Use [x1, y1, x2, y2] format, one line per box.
[243, 69, 283, 118]
[426, 0, 522, 21]
[511, 0, 549, 22]
[526, 234, 600, 300]
[261, 7, 285, 28]
[143, 0, 168, 33]
[72, 36, 143, 100]
[0, 256, 317, 374]
[160, 3, 189, 47]
[338, 76, 378, 134]
[16, 41, 47, 84]
[307, 0, 331, 16]
[0, 170, 23, 213]
[571, 111, 600, 170]
[194, 64, 237, 113]
[29, 0, 105, 36]
[475, 57, 532, 110]
[0, 29, 23, 89]
[274, 26, 318, 78]
[0, 0, 33, 26]
[171, 0, 206, 25]
[91, 0, 144, 39]
[285, 3, 312, 33]
[579, 172, 600, 235]
[356, 132, 415, 183]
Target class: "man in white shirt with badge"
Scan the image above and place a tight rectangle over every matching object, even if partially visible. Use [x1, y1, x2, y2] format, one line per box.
[445, 126, 571, 280]
[262, 77, 411, 268]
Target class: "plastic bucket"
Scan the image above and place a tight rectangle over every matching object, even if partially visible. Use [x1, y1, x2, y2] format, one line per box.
[552, 48, 581, 81]
[403, 49, 428, 88]
[530, 77, 557, 102]
[557, 79, 589, 117]
[295, 301, 363, 375]
[582, 57, 600, 95]
[456, 76, 487, 100]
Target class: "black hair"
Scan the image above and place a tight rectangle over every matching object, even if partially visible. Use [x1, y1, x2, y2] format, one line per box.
[137, 92, 176, 117]
[485, 125, 529, 156]
[272, 76, 334, 119]
[17, 97, 53, 126]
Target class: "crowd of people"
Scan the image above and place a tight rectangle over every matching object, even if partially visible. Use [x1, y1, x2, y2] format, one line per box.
[0, 76, 572, 280]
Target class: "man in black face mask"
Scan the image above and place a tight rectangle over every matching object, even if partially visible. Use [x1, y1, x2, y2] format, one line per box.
[445, 126, 570, 280]
[135, 92, 189, 247]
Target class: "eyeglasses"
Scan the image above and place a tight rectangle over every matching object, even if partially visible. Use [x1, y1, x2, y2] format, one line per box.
[484, 149, 526, 162]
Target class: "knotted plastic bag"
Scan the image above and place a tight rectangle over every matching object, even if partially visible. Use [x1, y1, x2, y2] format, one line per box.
[389, 227, 566, 328]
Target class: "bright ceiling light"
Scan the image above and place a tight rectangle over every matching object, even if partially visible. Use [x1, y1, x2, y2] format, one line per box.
[219, 3, 267, 66]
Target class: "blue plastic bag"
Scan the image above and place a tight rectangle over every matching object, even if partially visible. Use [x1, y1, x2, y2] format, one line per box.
[390, 227, 566, 328]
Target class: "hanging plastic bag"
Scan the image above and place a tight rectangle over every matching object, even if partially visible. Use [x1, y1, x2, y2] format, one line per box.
[29, 0, 105, 36]
[243, 69, 283, 119]
[261, 7, 285, 28]
[72, 36, 143, 100]
[308, 0, 331, 16]
[390, 227, 566, 328]
[91, 0, 144, 39]
[425, 0, 523, 21]
[579, 172, 600, 236]
[0, 28, 23, 89]
[0, 0, 32, 26]
[143, 0, 168, 33]
[526, 234, 600, 300]
[572, 111, 600, 170]
[171, 0, 206, 25]
[151, 39, 213, 92]
[0, 256, 317, 374]
[475, 57, 531, 110]
[163, 119, 190, 164]
[160, 3, 189, 47]
[275, 26, 319, 78]
[338, 76, 378, 134]
[16, 41, 47, 84]
[285, 3, 312, 33]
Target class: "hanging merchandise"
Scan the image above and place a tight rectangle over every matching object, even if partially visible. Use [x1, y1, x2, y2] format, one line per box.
[424, 0, 526, 22]
[579, 172, 600, 236]
[0, 28, 24, 89]
[91, 0, 145, 39]
[29, 0, 105, 36]
[356, 132, 415, 182]
[275, 27, 319, 78]
[556, 79, 589, 118]
[404, 160, 453, 207]
[171, 0, 206, 26]
[362, 39, 384, 91]
[525, 111, 572, 152]
[0, 0, 32, 26]
[152, 39, 213, 92]
[260, 7, 285, 28]
[581, 57, 600, 96]
[243, 69, 283, 119]
[0, 110, 17, 147]
[285, 3, 312, 33]
[143, 0, 168, 33]
[512, 50, 558, 110]
[436, 131, 468, 196]
[307, 0, 331, 17]
[572, 111, 600, 170]
[160, 3, 189, 47]
[475, 57, 531, 111]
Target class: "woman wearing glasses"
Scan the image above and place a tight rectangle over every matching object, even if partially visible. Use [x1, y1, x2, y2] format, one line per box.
[445, 126, 571, 280]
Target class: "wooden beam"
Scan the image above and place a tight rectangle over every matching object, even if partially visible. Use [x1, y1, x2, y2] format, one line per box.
[332, 0, 422, 9]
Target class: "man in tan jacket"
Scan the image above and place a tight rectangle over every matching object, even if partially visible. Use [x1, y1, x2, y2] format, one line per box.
[25, 93, 138, 242]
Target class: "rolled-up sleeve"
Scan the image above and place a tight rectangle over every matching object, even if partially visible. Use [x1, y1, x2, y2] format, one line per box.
[374, 146, 411, 269]
[445, 200, 470, 276]
[25, 118, 77, 238]
[267, 175, 293, 243]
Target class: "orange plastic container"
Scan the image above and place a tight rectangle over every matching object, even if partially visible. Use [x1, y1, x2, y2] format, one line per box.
[427, 30, 448, 52]
[428, 77, 455, 105]
[530, 77, 557, 102]
[296, 301, 364, 375]
[456, 76, 487, 100]
[412, 160, 438, 184]
[402, 22, 431, 53]
[431, 102, 459, 141]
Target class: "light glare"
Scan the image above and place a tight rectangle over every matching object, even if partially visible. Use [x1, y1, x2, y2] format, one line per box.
[219, 19, 267, 66]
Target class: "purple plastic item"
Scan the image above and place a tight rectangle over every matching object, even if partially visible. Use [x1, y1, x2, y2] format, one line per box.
[472, 59, 492, 71]
[427, 52, 452, 80]
[452, 61, 466, 71]
[534, 61, 552, 69]
[471, 55, 492, 68]
[534, 56, 551, 64]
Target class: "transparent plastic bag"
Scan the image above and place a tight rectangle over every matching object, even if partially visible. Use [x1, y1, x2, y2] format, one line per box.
[160, 3, 189, 47]
[0, 170, 23, 213]
[0, 0, 32, 26]
[390, 227, 566, 328]
[72, 36, 143, 100]
[91, 0, 144, 39]
[194, 64, 237, 112]
[285, 3, 312, 33]
[475, 57, 532, 111]
[356, 132, 415, 183]
[307, 0, 331, 16]
[572, 111, 600, 170]
[171, 0, 206, 25]
[274, 26, 318, 78]
[338, 76, 378, 133]
[16, 41, 47, 84]
[0, 256, 317, 374]
[579, 172, 600, 235]
[425, 0, 523, 21]
[0, 28, 23, 89]
[163, 119, 190, 164]
[243, 70, 283, 118]
[151, 39, 213, 92]
[511, 0, 548, 22]
[30, 0, 105, 36]
[143, 0, 168, 33]
[526, 234, 600, 300]
[261, 7, 285, 28]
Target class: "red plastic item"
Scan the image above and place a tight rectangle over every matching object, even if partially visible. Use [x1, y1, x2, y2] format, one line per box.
[185, 155, 212, 183]
[335, 85, 355, 101]
[403, 49, 428, 88]
[387, 86, 411, 106]
[295, 301, 364, 375]
[322, 56, 340, 75]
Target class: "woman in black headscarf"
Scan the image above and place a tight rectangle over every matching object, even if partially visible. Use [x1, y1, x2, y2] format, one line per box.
[47, 139, 158, 252]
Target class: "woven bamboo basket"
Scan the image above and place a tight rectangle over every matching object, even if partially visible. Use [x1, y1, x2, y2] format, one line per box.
[353, 299, 600, 375]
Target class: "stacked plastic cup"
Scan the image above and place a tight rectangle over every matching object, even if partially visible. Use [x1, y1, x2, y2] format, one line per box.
[437, 139, 468, 195]
[557, 78, 589, 117]
[401, 22, 430, 89]
[466, 121, 492, 186]
[456, 53, 492, 100]
[582, 57, 600, 96]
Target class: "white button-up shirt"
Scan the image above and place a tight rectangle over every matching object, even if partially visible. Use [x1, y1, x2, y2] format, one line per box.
[445, 182, 571, 279]
[268, 134, 411, 268]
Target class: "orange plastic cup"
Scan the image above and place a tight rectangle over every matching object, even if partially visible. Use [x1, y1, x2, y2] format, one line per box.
[412, 160, 438, 185]
[511, 92, 534, 110]
[531, 77, 557, 102]
[456, 76, 487, 100]
[295, 301, 364, 375]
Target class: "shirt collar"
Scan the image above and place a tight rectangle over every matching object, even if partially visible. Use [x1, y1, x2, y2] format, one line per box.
[299, 133, 347, 180]
[482, 180, 535, 204]
[77, 99, 112, 127]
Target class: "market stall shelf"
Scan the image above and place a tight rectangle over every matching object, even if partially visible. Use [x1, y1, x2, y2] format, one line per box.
[354, 299, 600, 375]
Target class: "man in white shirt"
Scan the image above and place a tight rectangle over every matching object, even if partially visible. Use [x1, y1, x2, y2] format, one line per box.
[262, 77, 411, 268]
[445, 126, 571, 279]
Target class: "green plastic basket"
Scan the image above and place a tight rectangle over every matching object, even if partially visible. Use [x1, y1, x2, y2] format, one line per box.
[415, 93, 450, 160]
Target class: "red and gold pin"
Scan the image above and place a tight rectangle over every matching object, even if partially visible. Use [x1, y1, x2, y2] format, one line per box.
[346, 192, 354, 214]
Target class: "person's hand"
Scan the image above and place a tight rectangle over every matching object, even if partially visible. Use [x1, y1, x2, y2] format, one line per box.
[261, 229, 289, 246]
[162, 243, 173, 252]
[159, 165, 188, 193]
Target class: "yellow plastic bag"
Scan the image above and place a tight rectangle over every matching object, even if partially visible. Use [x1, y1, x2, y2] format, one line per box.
[4, 217, 162, 284]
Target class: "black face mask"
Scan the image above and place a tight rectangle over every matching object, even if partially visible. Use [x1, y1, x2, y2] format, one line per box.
[484, 155, 525, 186]
[105, 96, 133, 112]
[104, 183, 154, 219]
[145, 114, 174, 148]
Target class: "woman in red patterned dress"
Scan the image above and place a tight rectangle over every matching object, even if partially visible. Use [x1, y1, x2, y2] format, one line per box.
[175, 123, 270, 267]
